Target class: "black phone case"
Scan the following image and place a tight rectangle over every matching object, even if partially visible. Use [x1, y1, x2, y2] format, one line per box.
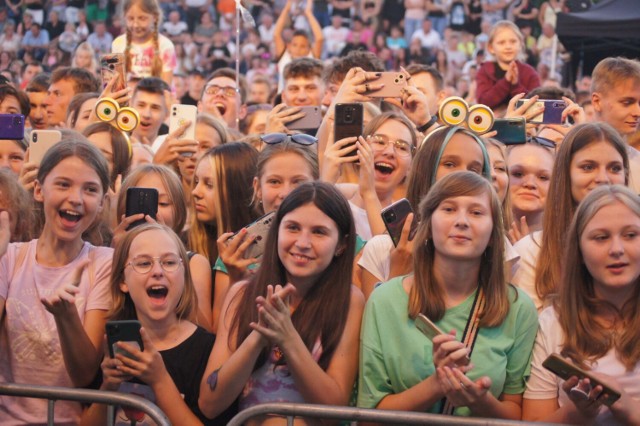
[492, 118, 526, 145]
[0, 114, 25, 140]
[381, 198, 417, 247]
[106, 320, 144, 358]
[125, 187, 159, 230]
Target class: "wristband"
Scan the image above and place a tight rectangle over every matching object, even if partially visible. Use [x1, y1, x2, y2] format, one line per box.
[417, 115, 438, 133]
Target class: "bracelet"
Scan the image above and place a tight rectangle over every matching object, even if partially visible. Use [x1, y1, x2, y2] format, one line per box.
[417, 115, 438, 133]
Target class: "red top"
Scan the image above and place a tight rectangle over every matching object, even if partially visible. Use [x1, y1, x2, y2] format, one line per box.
[476, 61, 541, 109]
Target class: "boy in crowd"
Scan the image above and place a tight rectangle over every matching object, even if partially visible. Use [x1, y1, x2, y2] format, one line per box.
[198, 68, 248, 132]
[25, 73, 50, 130]
[43, 67, 100, 127]
[131, 77, 170, 146]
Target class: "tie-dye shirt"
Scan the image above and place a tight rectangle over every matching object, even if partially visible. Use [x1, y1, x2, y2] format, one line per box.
[112, 33, 177, 79]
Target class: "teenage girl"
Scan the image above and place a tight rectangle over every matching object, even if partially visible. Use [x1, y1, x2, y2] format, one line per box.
[523, 185, 640, 425]
[358, 171, 538, 419]
[111, 0, 177, 84]
[188, 142, 260, 332]
[512, 123, 629, 310]
[476, 20, 540, 111]
[198, 182, 365, 422]
[0, 140, 113, 424]
[115, 164, 214, 331]
[81, 223, 235, 425]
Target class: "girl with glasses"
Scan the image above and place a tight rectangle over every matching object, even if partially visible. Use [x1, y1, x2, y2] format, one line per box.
[0, 139, 113, 424]
[81, 223, 236, 425]
[523, 185, 640, 424]
[198, 182, 364, 422]
[358, 171, 538, 418]
[513, 123, 629, 310]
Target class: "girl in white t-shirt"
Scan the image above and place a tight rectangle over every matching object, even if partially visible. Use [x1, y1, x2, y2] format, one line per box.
[111, 0, 177, 85]
[522, 184, 640, 425]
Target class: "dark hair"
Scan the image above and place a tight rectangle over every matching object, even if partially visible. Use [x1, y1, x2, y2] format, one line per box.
[37, 134, 110, 195]
[404, 64, 445, 92]
[82, 121, 132, 187]
[133, 76, 170, 97]
[50, 67, 101, 94]
[322, 51, 385, 85]
[230, 182, 355, 370]
[283, 57, 324, 81]
[0, 84, 30, 116]
[25, 72, 50, 93]
[526, 86, 576, 102]
[206, 68, 248, 104]
[66, 92, 99, 129]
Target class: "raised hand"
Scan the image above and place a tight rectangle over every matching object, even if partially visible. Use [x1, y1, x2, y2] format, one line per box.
[41, 260, 90, 316]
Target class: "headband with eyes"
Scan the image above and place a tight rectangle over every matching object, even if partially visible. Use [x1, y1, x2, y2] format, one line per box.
[422, 97, 495, 184]
[94, 97, 139, 158]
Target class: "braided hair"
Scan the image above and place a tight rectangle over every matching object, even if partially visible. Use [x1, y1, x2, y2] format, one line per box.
[122, 0, 164, 78]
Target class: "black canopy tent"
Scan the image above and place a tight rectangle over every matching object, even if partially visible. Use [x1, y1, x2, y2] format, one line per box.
[556, 0, 640, 82]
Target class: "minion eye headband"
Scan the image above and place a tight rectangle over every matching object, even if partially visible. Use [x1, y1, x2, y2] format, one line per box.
[424, 96, 495, 184]
[94, 97, 140, 158]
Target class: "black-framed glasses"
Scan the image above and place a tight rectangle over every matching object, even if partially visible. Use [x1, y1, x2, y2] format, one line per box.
[204, 84, 237, 97]
[367, 134, 415, 157]
[260, 133, 318, 146]
[126, 255, 183, 274]
[528, 135, 556, 149]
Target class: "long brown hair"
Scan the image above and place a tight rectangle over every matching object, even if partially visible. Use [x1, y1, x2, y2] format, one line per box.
[535, 123, 629, 303]
[123, 0, 163, 77]
[557, 185, 640, 371]
[229, 182, 356, 370]
[410, 171, 509, 327]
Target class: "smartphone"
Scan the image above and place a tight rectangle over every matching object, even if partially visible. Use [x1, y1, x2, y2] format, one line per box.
[381, 198, 417, 247]
[368, 72, 408, 98]
[125, 187, 159, 230]
[106, 320, 144, 359]
[29, 130, 62, 165]
[415, 314, 471, 366]
[516, 99, 566, 124]
[492, 118, 526, 145]
[100, 53, 127, 94]
[229, 211, 276, 259]
[170, 104, 197, 141]
[542, 354, 621, 406]
[334, 103, 363, 159]
[0, 114, 25, 140]
[287, 105, 322, 131]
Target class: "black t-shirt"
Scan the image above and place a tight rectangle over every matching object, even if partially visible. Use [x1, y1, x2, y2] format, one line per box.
[181, 92, 199, 106]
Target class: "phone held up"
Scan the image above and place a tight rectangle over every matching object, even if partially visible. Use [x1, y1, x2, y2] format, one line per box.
[100, 53, 127, 95]
[125, 187, 159, 230]
[491, 118, 526, 145]
[415, 314, 471, 366]
[228, 211, 276, 260]
[381, 198, 418, 247]
[0, 114, 25, 140]
[334, 103, 364, 161]
[106, 320, 144, 359]
[29, 130, 62, 166]
[515, 99, 566, 124]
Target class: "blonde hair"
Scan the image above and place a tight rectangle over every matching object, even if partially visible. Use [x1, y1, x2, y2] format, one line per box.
[109, 223, 196, 321]
[122, 0, 163, 77]
[410, 171, 510, 326]
[558, 185, 640, 371]
[488, 20, 525, 59]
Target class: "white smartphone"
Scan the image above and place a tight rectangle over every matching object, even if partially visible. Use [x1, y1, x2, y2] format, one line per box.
[29, 130, 62, 165]
[169, 104, 197, 140]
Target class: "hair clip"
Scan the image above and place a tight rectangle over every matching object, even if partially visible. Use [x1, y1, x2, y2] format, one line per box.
[438, 96, 495, 135]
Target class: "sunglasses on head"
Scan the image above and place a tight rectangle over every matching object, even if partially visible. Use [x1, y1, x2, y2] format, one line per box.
[260, 133, 318, 146]
[528, 135, 556, 149]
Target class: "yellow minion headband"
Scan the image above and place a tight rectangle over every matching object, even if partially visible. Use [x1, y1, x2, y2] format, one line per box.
[425, 97, 495, 183]
[94, 97, 139, 158]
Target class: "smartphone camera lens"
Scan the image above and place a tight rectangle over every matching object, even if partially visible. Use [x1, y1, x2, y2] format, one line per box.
[13, 116, 21, 126]
[384, 210, 396, 222]
[32, 132, 38, 142]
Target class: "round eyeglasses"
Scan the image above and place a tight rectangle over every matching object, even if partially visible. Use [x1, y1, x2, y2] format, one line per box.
[367, 134, 415, 157]
[126, 255, 183, 274]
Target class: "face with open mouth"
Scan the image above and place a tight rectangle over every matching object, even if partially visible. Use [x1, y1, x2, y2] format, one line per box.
[580, 201, 640, 300]
[278, 202, 343, 289]
[34, 156, 105, 243]
[121, 228, 186, 321]
[369, 118, 414, 199]
[200, 76, 239, 129]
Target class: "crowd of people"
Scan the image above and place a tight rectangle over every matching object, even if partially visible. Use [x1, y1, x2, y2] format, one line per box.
[1, 0, 640, 424]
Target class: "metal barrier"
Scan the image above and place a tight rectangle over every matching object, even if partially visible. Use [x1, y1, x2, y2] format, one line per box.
[0, 382, 170, 426]
[228, 403, 559, 426]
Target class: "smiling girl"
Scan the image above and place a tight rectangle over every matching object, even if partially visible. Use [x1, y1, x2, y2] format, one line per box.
[198, 182, 364, 423]
[523, 185, 640, 425]
[358, 171, 538, 419]
[0, 139, 113, 424]
[111, 0, 177, 84]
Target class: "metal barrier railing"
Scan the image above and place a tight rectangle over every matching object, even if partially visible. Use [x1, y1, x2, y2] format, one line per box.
[0, 382, 170, 426]
[228, 402, 559, 426]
